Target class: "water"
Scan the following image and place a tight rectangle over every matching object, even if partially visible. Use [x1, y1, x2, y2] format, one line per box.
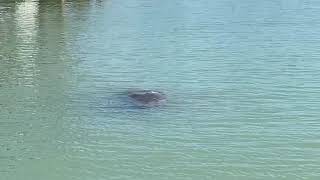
[1, 0, 320, 179]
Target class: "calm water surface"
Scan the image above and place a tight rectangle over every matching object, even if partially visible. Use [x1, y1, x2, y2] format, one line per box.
[1, 0, 320, 179]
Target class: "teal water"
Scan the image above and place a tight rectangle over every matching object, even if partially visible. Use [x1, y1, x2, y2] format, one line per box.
[1, 0, 320, 179]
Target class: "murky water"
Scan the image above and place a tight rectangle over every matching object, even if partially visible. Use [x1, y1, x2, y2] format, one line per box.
[1, 0, 320, 179]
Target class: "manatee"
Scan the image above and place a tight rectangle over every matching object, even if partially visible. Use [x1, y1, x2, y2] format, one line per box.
[127, 90, 166, 107]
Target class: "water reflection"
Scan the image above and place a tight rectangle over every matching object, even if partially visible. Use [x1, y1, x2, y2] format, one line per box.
[0, 0, 102, 176]
[15, 0, 39, 87]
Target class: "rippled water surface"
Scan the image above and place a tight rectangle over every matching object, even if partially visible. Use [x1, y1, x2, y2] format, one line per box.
[1, 0, 320, 179]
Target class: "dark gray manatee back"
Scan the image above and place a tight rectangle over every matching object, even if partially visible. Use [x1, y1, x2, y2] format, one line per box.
[127, 89, 166, 107]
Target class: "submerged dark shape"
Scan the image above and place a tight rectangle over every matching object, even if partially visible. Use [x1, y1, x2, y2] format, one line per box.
[127, 90, 166, 107]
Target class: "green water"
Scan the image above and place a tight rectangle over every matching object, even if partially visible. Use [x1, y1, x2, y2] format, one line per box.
[1, 0, 320, 179]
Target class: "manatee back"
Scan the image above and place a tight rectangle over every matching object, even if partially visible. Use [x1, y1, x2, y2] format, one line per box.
[127, 90, 166, 107]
